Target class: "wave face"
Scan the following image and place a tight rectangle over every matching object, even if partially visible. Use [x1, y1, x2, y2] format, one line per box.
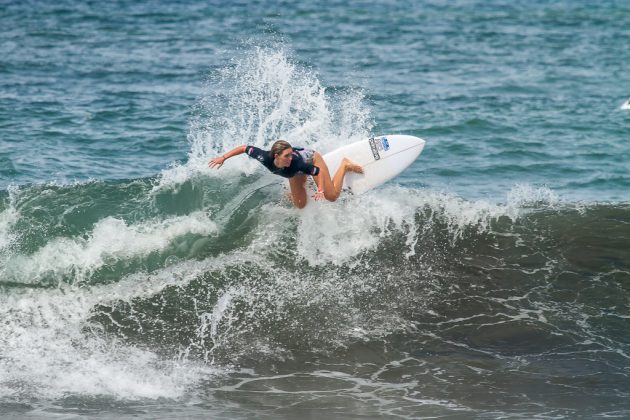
[1, 174, 629, 417]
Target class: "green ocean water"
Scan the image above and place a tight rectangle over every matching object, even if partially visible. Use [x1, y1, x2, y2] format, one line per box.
[1, 1, 629, 418]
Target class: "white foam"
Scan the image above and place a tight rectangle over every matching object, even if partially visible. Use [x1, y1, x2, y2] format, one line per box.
[196, 287, 241, 363]
[506, 183, 560, 209]
[0, 185, 19, 252]
[1, 211, 217, 285]
[266, 184, 563, 266]
[0, 264, 222, 401]
[293, 193, 414, 265]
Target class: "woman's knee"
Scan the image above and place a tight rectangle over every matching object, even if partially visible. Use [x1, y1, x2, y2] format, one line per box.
[324, 190, 338, 202]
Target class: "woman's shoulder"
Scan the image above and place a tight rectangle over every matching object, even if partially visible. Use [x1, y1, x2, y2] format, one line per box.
[246, 145, 268, 154]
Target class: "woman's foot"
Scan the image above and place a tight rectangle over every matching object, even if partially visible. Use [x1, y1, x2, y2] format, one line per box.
[343, 158, 364, 174]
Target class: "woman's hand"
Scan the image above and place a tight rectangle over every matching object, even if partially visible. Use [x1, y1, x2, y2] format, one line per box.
[312, 189, 325, 201]
[208, 156, 226, 169]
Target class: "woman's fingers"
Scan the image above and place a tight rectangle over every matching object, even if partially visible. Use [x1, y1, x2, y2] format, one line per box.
[208, 157, 224, 168]
[312, 190, 325, 201]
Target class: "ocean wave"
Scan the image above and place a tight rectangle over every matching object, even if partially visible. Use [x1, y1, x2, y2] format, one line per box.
[1, 172, 629, 402]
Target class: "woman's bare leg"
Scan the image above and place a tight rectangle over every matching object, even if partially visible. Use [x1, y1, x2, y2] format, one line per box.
[288, 175, 308, 208]
[312, 153, 363, 202]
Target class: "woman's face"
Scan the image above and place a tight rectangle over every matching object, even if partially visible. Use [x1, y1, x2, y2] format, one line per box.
[275, 148, 293, 168]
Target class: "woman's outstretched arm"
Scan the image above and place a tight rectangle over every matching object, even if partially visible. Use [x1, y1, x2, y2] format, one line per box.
[208, 145, 247, 169]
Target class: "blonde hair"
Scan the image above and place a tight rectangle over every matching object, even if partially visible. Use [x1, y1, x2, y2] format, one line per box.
[270, 140, 292, 157]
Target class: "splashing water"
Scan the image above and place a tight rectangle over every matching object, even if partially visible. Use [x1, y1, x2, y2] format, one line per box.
[157, 46, 372, 190]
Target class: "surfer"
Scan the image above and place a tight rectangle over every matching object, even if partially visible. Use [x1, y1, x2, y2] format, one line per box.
[208, 140, 363, 208]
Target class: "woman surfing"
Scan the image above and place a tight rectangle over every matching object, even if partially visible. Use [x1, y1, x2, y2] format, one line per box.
[208, 140, 363, 208]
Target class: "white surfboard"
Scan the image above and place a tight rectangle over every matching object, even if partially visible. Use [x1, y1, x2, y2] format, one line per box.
[621, 97, 630, 110]
[322, 134, 426, 195]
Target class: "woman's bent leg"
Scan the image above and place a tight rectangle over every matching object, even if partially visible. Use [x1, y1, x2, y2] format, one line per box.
[288, 175, 308, 208]
[312, 153, 362, 202]
[311, 153, 335, 201]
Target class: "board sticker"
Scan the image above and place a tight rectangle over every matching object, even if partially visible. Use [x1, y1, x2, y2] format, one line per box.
[368, 137, 381, 160]
[382, 137, 390, 151]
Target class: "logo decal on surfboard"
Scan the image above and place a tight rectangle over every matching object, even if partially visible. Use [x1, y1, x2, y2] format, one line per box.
[382, 137, 390, 151]
[369, 137, 381, 160]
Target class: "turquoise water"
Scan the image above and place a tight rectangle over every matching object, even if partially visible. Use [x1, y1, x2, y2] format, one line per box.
[1, 1, 630, 418]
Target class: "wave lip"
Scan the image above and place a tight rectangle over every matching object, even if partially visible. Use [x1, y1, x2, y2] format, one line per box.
[1, 211, 217, 286]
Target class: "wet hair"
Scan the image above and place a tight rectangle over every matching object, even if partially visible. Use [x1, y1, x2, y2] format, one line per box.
[270, 140, 292, 158]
